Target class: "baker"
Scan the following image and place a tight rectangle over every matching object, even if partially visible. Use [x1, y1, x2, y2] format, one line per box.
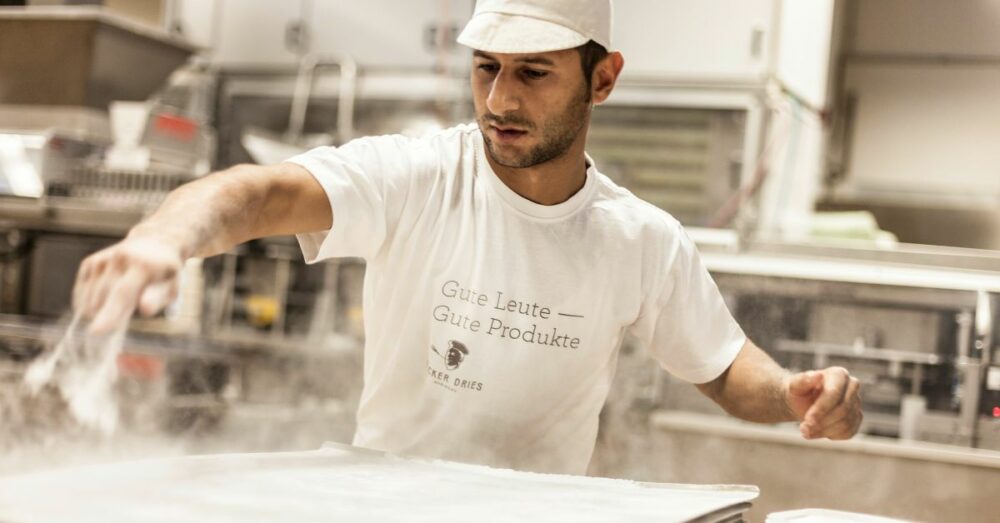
[72, 0, 862, 475]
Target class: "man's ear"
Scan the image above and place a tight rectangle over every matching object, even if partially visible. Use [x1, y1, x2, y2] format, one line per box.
[591, 52, 625, 105]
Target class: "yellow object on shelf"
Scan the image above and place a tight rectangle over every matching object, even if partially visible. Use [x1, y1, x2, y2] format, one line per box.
[245, 295, 279, 328]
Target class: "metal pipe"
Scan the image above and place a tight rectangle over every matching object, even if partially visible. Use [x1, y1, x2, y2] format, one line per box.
[219, 252, 238, 331]
[910, 364, 923, 396]
[271, 257, 291, 339]
[952, 303, 987, 447]
[958, 361, 983, 447]
[307, 259, 340, 347]
[976, 290, 993, 366]
[286, 53, 358, 145]
[956, 310, 973, 361]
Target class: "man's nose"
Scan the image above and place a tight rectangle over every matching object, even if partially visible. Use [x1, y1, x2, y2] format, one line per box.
[486, 71, 521, 116]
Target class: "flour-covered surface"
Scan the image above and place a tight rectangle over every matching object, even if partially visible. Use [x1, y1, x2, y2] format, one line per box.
[766, 509, 913, 523]
[0, 443, 757, 523]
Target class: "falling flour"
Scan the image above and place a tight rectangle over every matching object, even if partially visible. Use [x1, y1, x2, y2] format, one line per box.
[22, 314, 129, 435]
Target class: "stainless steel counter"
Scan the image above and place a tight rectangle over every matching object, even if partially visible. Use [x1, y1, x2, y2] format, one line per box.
[652, 410, 1000, 470]
[641, 410, 1000, 522]
[0, 196, 145, 236]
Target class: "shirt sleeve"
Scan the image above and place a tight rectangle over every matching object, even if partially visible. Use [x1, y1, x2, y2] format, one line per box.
[628, 224, 746, 384]
[283, 134, 429, 263]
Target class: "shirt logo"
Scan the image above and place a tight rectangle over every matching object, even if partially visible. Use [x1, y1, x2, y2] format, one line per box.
[427, 340, 483, 392]
[432, 340, 469, 370]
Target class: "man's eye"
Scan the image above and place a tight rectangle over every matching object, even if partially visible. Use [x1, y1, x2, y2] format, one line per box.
[523, 69, 548, 80]
[477, 63, 499, 73]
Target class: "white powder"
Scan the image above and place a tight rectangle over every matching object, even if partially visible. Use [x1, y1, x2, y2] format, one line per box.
[0, 443, 758, 523]
[22, 315, 128, 435]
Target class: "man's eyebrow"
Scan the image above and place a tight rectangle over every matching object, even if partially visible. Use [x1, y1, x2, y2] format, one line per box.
[518, 56, 555, 66]
[472, 51, 555, 66]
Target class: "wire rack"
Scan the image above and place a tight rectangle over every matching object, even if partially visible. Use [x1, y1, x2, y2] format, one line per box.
[46, 166, 196, 209]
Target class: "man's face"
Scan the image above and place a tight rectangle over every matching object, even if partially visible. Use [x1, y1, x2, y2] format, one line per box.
[471, 49, 592, 169]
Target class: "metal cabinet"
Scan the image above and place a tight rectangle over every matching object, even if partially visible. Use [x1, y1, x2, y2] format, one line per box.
[177, 0, 473, 69]
[613, 0, 777, 83]
[208, 0, 304, 66]
[190, 0, 781, 76]
[309, 0, 473, 70]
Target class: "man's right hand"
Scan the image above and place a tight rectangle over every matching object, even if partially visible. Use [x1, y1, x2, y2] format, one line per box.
[73, 234, 185, 335]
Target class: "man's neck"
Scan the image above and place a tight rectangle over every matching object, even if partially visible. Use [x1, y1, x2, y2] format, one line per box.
[485, 133, 589, 206]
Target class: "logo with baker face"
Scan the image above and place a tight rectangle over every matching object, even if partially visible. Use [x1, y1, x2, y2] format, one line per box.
[432, 340, 469, 370]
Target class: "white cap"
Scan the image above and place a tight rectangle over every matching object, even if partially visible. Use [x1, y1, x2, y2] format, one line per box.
[457, 0, 612, 54]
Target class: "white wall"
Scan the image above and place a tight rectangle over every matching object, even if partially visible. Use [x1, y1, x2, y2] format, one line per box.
[851, 0, 1000, 56]
[841, 64, 1000, 203]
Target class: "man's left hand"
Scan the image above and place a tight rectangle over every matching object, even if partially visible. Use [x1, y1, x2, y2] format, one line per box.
[784, 367, 863, 440]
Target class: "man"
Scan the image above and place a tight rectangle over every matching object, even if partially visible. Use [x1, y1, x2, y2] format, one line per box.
[73, 0, 862, 475]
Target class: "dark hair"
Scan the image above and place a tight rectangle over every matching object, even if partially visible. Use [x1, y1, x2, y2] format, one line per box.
[576, 40, 609, 91]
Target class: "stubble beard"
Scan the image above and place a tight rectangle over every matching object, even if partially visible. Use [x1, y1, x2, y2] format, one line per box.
[480, 87, 591, 169]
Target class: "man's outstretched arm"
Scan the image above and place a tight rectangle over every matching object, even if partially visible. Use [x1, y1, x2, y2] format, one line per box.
[74, 162, 329, 333]
[695, 339, 863, 440]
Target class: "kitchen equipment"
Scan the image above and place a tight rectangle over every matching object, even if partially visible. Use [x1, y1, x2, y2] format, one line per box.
[689, 234, 1000, 450]
[240, 53, 358, 164]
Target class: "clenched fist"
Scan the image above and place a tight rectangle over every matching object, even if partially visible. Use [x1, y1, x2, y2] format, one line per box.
[784, 367, 863, 440]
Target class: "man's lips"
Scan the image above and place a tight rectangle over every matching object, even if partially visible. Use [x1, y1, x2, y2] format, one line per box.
[491, 124, 526, 132]
[489, 125, 528, 143]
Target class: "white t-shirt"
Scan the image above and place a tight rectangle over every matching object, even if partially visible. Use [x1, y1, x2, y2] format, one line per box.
[288, 123, 746, 475]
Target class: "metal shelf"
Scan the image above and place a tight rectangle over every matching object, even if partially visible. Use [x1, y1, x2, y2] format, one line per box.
[776, 339, 944, 366]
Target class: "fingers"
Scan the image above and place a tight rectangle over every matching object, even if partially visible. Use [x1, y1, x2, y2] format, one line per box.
[802, 367, 850, 427]
[84, 258, 120, 321]
[72, 257, 92, 312]
[816, 416, 855, 440]
[138, 280, 179, 317]
[814, 404, 863, 440]
[73, 238, 185, 334]
[73, 254, 107, 314]
[89, 267, 149, 335]
[804, 373, 863, 440]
